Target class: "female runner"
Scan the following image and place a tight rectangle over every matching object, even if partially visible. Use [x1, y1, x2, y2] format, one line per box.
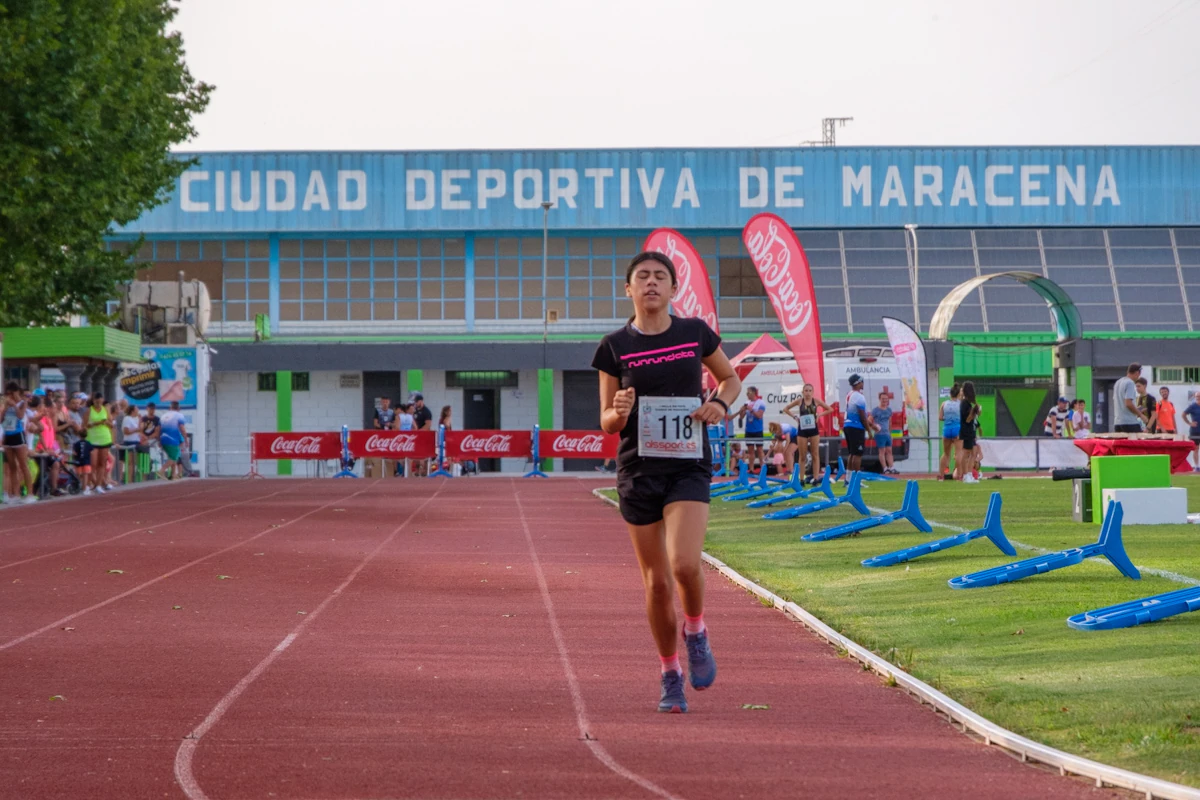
[593, 251, 740, 714]
[783, 384, 832, 484]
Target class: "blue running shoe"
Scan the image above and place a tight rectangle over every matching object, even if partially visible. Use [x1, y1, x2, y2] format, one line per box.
[657, 670, 687, 713]
[684, 630, 717, 691]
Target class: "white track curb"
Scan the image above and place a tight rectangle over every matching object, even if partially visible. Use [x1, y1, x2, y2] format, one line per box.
[592, 487, 1200, 800]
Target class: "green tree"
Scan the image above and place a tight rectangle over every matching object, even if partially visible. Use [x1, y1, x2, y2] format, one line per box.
[0, 0, 211, 327]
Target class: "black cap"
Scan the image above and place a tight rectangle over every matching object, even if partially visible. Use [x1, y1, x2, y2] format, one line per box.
[848, 373, 864, 387]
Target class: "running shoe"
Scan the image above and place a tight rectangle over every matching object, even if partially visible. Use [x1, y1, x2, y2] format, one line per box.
[95, 486, 106, 494]
[82, 488, 93, 496]
[962, 475, 979, 484]
[683, 629, 717, 691]
[658, 670, 687, 713]
[105, 483, 116, 490]
[23, 495, 39, 504]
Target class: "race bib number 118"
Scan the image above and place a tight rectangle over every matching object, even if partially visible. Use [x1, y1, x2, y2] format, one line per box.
[638, 396, 702, 459]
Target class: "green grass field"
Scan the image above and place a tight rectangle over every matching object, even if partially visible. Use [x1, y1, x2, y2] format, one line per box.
[602, 474, 1200, 787]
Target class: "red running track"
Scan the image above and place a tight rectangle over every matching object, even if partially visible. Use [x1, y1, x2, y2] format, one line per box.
[0, 478, 1123, 799]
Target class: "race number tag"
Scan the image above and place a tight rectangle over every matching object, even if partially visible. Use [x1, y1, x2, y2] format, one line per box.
[799, 414, 816, 430]
[638, 396, 702, 459]
[2, 414, 17, 433]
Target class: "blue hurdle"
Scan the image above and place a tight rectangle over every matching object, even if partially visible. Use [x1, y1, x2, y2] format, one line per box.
[862, 492, 1014, 567]
[803, 480, 931, 541]
[710, 461, 751, 496]
[949, 501, 1139, 589]
[748, 466, 835, 508]
[1068, 586, 1200, 630]
[762, 471, 869, 521]
[724, 464, 802, 502]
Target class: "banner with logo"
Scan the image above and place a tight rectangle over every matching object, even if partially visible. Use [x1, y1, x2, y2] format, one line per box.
[121, 347, 198, 409]
[882, 317, 930, 438]
[348, 430, 436, 460]
[742, 213, 825, 400]
[445, 430, 532, 460]
[253, 432, 341, 460]
[539, 430, 619, 459]
[643, 228, 719, 333]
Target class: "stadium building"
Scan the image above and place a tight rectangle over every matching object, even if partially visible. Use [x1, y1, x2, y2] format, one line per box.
[111, 146, 1200, 475]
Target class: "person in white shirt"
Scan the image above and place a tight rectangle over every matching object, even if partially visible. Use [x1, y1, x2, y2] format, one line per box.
[121, 405, 141, 480]
[1069, 399, 1092, 439]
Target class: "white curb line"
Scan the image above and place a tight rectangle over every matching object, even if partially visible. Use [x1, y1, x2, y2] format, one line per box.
[592, 487, 1200, 800]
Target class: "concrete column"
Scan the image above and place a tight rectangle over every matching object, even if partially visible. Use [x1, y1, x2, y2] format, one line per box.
[103, 364, 119, 401]
[59, 364, 85, 397]
[78, 364, 97, 397]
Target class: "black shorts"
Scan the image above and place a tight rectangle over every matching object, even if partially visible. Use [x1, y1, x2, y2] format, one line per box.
[844, 427, 866, 456]
[3, 433, 25, 448]
[1114, 424, 1142, 434]
[616, 462, 711, 526]
[961, 430, 978, 450]
[796, 430, 819, 442]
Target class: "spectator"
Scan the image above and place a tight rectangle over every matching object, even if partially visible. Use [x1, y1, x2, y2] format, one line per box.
[870, 392, 896, 475]
[1112, 363, 1147, 433]
[34, 398, 64, 496]
[738, 386, 767, 473]
[957, 382, 980, 483]
[1134, 378, 1157, 433]
[842, 374, 871, 476]
[3, 383, 36, 503]
[783, 383, 832, 485]
[158, 401, 188, 480]
[374, 396, 396, 430]
[410, 393, 433, 477]
[66, 394, 91, 489]
[122, 405, 142, 481]
[1183, 390, 1200, 472]
[1043, 396, 1071, 438]
[766, 421, 798, 477]
[1069, 399, 1092, 439]
[939, 383, 961, 481]
[1156, 387, 1176, 437]
[397, 403, 415, 431]
[84, 392, 114, 494]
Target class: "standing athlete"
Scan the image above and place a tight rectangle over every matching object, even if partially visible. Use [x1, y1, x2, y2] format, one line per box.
[841, 374, 872, 475]
[593, 251, 740, 714]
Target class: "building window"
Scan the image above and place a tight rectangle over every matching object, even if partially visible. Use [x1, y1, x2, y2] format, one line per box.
[257, 372, 309, 391]
[446, 370, 519, 389]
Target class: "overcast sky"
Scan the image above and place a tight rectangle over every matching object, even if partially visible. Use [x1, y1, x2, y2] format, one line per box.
[173, 0, 1200, 152]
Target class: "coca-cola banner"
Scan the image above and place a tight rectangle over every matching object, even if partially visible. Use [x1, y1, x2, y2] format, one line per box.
[347, 430, 436, 460]
[445, 430, 532, 460]
[742, 213, 826, 400]
[253, 432, 341, 460]
[539, 430, 618, 459]
[643, 228, 719, 333]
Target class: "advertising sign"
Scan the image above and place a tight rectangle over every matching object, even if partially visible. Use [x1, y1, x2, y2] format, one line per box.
[643, 228, 719, 333]
[539, 430, 619, 459]
[348, 430, 436, 460]
[253, 432, 341, 460]
[742, 213, 826, 401]
[445, 430, 532, 460]
[121, 347, 198, 409]
[882, 317, 930, 438]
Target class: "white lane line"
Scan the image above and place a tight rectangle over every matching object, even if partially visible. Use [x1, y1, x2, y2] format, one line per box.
[0, 483, 377, 653]
[0, 485, 220, 534]
[514, 484, 684, 800]
[174, 484, 443, 800]
[0, 487, 295, 571]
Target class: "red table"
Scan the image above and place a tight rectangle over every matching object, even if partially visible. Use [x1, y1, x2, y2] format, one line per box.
[1073, 438, 1196, 475]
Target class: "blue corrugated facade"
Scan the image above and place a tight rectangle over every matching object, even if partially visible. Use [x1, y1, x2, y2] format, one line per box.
[125, 146, 1200, 234]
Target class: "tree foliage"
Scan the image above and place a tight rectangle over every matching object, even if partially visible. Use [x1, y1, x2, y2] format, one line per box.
[0, 0, 212, 327]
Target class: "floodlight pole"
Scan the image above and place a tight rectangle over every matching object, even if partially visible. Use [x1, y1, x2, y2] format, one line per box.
[542, 201, 552, 344]
[905, 223, 920, 332]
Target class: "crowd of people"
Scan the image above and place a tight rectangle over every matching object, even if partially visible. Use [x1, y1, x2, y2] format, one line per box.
[370, 392, 457, 476]
[0, 382, 190, 504]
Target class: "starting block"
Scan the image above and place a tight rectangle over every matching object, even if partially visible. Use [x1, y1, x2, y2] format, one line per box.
[803, 480, 931, 542]
[949, 501, 1139, 589]
[762, 471, 869, 521]
[1068, 586, 1200, 630]
[862, 492, 1014, 567]
[748, 466, 834, 508]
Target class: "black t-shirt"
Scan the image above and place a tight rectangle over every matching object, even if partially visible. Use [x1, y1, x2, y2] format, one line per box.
[413, 405, 433, 431]
[142, 414, 161, 438]
[374, 407, 396, 428]
[591, 317, 721, 476]
[1138, 394, 1157, 432]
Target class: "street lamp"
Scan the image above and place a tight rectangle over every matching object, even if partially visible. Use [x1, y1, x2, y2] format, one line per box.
[904, 223, 920, 332]
[542, 201, 553, 343]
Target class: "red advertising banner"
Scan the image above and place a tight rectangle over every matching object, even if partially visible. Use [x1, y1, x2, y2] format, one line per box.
[643, 228, 720, 333]
[347, 430, 436, 459]
[252, 432, 341, 460]
[742, 213, 826, 400]
[445, 430, 532, 460]
[539, 430, 618, 459]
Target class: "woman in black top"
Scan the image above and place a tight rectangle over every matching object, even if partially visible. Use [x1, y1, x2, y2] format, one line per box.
[592, 251, 740, 714]
[783, 384, 832, 484]
[956, 381, 980, 483]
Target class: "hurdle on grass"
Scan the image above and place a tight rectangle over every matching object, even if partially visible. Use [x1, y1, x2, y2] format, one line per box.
[862, 492, 1015, 568]
[762, 471, 869, 521]
[803, 480, 931, 541]
[748, 466, 835, 508]
[949, 501, 1139, 589]
[1068, 586, 1200, 630]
